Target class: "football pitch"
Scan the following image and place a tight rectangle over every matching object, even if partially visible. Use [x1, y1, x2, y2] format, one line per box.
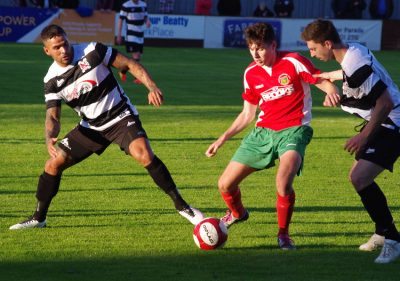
[0, 43, 399, 281]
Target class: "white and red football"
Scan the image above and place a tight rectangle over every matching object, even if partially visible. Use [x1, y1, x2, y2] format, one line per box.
[193, 217, 228, 250]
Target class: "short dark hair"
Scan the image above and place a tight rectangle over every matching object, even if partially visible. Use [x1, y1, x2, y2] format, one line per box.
[244, 22, 276, 46]
[301, 19, 342, 44]
[40, 25, 66, 42]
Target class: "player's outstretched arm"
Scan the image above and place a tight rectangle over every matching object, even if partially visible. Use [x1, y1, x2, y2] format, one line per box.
[45, 106, 61, 158]
[314, 78, 341, 107]
[313, 69, 343, 82]
[112, 52, 164, 107]
[205, 101, 257, 157]
[344, 90, 393, 154]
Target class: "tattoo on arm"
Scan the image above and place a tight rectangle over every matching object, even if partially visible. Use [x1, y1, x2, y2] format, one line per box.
[45, 106, 61, 143]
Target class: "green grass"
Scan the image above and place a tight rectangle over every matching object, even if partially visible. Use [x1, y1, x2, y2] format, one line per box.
[1, 44, 400, 281]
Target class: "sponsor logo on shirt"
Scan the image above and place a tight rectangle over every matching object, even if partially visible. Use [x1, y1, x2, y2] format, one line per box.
[259, 73, 294, 101]
[260, 84, 295, 101]
[66, 80, 97, 101]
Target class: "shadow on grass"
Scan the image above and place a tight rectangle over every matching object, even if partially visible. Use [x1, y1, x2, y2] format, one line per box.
[1, 250, 398, 281]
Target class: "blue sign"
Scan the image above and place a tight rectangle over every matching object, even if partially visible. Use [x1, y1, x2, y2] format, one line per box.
[223, 19, 282, 48]
[0, 7, 58, 42]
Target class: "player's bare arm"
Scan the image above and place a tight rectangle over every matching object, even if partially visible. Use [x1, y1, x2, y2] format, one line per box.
[116, 18, 123, 45]
[345, 90, 394, 154]
[314, 78, 341, 107]
[206, 101, 257, 157]
[45, 106, 61, 158]
[112, 52, 164, 107]
[313, 69, 343, 82]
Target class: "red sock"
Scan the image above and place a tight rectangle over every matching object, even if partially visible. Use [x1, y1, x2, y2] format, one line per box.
[220, 188, 245, 218]
[276, 191, 295, 235]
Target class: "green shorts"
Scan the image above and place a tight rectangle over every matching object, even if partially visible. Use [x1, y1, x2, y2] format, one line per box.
[232, 125, 313, 173]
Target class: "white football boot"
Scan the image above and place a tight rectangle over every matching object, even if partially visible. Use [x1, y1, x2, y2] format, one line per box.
[179, 206, 204, 225]
[359, 233, 385, 251]
[9, 217, 46, 230]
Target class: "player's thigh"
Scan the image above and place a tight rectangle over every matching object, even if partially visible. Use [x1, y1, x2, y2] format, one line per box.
[58, 125, 108, 165]
[356, 126, 400, 172]
[276, 150, 302, 194]
[277, 125, 313, 176]
[218, 161, 257, 192]
[231, 127, 276, 170]
[107, 115, 152, 165]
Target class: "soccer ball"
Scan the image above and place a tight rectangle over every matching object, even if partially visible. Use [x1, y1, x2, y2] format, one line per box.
[193, 217, 228, 250]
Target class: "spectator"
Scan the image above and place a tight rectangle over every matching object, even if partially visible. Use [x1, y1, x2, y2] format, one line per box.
[253, 1, 274, 17]
[112, 0, 124, 11]
[217, 0, 241, 16]
[195, 0, 212, 16]
[332, 0, 366, 19]
[369, 0, 394, 19]
[54, 0, 79, 9]
[159, 0, 174, 14]
[274, 0, 294, 18]
[96, 0, 114, 12]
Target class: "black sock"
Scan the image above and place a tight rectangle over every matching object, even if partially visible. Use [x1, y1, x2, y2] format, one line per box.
[145, 155, 188, 210]
[33, 172, 61, 222]
[358, 182, 400, 242]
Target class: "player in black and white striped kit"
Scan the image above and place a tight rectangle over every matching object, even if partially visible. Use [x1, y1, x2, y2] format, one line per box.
[302, 19, 400, 264]
[9, 24, 204, 230]
[116, 0, 151, 83]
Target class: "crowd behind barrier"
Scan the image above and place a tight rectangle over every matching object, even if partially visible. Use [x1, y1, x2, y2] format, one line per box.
[1, 0, 399, 20]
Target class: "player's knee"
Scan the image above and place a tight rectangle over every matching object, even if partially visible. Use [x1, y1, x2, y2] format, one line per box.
[217, 177, 232, 193]
[44, 157, 65, 175]
[349, 172, 369, 190]
[130, 148, 152, 166]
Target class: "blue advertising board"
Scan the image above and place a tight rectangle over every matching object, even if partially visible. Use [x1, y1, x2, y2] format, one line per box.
[223, 19, 281, 48]
[0, 7, 59, 42]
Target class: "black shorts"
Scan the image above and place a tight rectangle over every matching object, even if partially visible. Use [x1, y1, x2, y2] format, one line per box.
[126, 42, 143, 54]
[356, 125, 400, 172]
[58, 115, 147, 163]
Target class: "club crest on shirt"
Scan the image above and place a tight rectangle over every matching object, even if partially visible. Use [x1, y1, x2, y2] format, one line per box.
[278, 73, 291, 85]
[78, 58, 91, 73]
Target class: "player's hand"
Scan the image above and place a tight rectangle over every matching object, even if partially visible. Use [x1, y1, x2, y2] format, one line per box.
[46, 137, 58, 158]
[205, 141, 222, 158]
[323, 92, 341, 107]
[148, 88, 163, 107]
[344, 133, 367, 155]
[314, 72, 335, 83]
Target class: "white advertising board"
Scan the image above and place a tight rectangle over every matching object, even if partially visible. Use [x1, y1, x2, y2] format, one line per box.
[115, 14, 205, 39]
[204, 17, 382, 51]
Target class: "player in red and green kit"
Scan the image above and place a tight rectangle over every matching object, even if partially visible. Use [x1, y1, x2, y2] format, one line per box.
[206, 22, 340, 250]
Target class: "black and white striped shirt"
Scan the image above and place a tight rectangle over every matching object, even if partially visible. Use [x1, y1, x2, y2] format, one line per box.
[120, 0, 148, 44]
[44, 42, 138, 131]
[340, 43, 400, 127]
